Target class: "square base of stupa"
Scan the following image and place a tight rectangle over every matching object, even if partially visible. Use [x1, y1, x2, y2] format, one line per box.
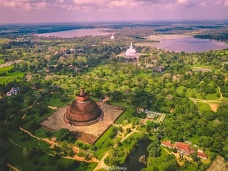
[40, 102, 125, 144]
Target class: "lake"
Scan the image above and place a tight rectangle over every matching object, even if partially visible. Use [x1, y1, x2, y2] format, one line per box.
[137, 35, 228, 52]
[38, 29, 228, 52]
[37, 28, 113, 38]
[120, 140, 150, 171]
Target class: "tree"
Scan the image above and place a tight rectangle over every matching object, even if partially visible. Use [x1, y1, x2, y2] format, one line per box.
[152, 166, 159, 171]
[22, 147, 31, 159]
[56, 128, 75, 143]
[163, 159, 179, 171]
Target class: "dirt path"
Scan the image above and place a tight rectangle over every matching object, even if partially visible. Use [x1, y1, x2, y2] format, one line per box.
[63, 156, 98, 163]
[22, 114, 26, 120]
[20, 127, 58, 146]
[19, 127, 98, 163]
[120, 128, 141, 143]
[162, 147, 184, 166]
[94, 124, 143, 171]
[190, 98, 202, 115]
[189, 86, 226, 112]
[218, 86, 223, 100]
[6, 164, 20, 171]
[9, 138, 23, 148]
[0, 60, 22, 68]
[93, 152, 109, 171]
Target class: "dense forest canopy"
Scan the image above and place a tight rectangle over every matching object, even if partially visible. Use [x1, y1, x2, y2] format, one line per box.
[0, 22, 228, 171]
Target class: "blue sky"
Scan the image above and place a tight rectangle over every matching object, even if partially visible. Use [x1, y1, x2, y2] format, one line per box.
[0, 0, 228, 24]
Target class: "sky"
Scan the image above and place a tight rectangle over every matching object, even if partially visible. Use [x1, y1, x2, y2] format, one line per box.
[0, 0, 228, 24]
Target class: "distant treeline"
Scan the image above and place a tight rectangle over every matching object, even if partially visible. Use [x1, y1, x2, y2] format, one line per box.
[154, 25, 224, 33]
[154, 27, 194, 32]
[194, 33, 228, 42]
[0, 24, 95, 37]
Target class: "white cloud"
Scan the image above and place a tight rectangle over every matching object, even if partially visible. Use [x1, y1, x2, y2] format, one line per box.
[74, 0, 106, 5]
[224, 0, 228, 6]
[177, 0, 188, 4]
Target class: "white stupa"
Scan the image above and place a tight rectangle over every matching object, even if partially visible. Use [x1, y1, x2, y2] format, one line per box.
[125, 42, 137, 58]
[111, 34, 114, 40]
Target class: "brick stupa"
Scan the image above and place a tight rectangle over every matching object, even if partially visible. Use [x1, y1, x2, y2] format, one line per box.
[64, 88, 103, 126]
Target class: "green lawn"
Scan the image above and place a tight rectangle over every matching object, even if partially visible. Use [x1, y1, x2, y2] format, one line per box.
[176, 86, 185, 95]
[197, 102, 211, 112]
[34, 127, 55, 138]
[0, 71, 25, 84]
[192, 64, 212, 68]
[0, 66, 24, 84]
[94, 125, 115, 160]
[0, 65, 14, 74]
[176, 86, 219, 100]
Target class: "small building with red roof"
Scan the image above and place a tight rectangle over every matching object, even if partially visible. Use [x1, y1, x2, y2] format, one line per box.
[161, 140, 173, 149]
[174, 142, 193, 155]
[197, 150, 208, 159]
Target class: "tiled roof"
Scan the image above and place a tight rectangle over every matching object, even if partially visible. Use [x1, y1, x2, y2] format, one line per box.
[161, 141, 173, 148]
[198, 152, 208, 159]
[175, 142, 191, 153]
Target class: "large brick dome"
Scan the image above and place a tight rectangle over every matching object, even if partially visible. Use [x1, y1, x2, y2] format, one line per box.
[64, 89, 103, 126]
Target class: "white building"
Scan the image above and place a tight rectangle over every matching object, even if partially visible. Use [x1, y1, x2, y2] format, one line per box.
[6, 87, 20, 96]
[125, 42, 137, 58]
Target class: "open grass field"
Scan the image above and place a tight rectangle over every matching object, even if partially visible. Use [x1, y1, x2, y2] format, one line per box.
[0, 66, 24, 84]
[197, 102, 211, 112]
[0, 65, 14, 73]
[176, 86, 219, 100]
[0, 71, 24, 84]
[94, 125, 115, 160]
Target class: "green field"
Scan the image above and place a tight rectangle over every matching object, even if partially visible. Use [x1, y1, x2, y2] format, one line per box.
[0, 71, 24, 84]
[94, 125, 116, 160]
[176, 86, 219, 100]
[0, 65, 14, 74]
[197, 102, 211, 112]
[0, 66, 24, 84]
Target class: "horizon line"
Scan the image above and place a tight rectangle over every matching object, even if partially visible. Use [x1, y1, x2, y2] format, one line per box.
[1, 19, 228, 26]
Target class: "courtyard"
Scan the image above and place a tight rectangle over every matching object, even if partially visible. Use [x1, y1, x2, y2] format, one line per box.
[40, 102, 125, 144]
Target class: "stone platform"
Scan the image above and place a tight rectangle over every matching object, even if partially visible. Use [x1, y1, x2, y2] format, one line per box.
[40, 102, 125, 144]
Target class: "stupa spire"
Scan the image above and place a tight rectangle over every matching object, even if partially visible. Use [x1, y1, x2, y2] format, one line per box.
[130, 42, 133, 49]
